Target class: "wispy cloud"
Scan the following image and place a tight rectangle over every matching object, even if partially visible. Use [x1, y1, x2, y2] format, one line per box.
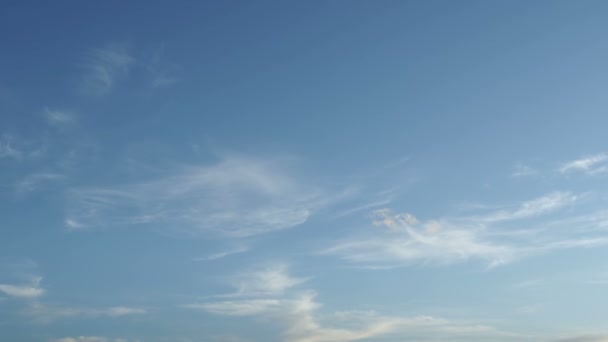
[0, 133, 47, 161]
[0, 276, 44, 299]
[559, 154, 608, 175]
[194, 245, 250, 261]
[44, 108, 75, 126]
[66, 155, 336, 237]
[554, 335, 608, 342]
[481, 192, 577, 223]
[325, 209, 514, 268]
[81, 44, 134, 96]
[15, 172, 65, 194]
[0, 133, 24, 160]
[50, 337, 131, 342]
[324, 191, 608, 269]
[187, 265, 518, 341]
[512, 163, 538, 178]
[25, 302, 147, 323]
[224, 263, 309, 297]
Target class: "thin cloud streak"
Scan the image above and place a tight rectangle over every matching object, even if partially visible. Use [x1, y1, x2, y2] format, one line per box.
[187, 265, 519, 341]
[324, 191, 608, 269]
[194, 245, 250, 261]
[0, 277, 44, 298]
[81, 44, 134, 96]
[559, 154, 608, 175]
[66, 156, 336, 237]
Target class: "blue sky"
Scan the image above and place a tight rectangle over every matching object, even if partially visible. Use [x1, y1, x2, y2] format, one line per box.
[2, 1, 608, 341]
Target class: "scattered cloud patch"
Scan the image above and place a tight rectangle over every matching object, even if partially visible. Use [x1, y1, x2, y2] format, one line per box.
[66, 156, 333, 237]
[0, 277, 44, 298]
[188, 265, 517, 342]
[559, 154, 608, 175]
[326, 209, 514, 268]
[555, 335, 608, 342]
[15, 172, 65, 194]
[324, 191, 608, 269]
[44, 108, 75, 126]
[512, 163, 538, 178]
[195, 245, 250, 261]
[0, 133, 24, 160]
[25, 302, 147, 323]
[50, 337, 130, 342]
[81, 44, 134, 96]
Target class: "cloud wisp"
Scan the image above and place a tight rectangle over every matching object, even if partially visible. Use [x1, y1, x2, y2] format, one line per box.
[324, 191, 608, 269]
[559, 153, 608, 175]
[186, 264, 517, 342]
[66, 156, 333, 237]
[0, 276, 45, 299]
[50, 337, 131, 342]
[80, 44, 134, 96]
[25, 302, 147, 323]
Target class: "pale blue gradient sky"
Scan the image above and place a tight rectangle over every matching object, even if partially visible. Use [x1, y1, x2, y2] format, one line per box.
[2, 1, 608, 341]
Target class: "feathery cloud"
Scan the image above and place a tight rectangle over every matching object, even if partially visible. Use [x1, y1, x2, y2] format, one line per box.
[555, 335, 608, 342]
[0, 277, 44, 298]
[324, 191, 608, 269]
[66, 156, 334, 237]
[559, 154, 608, 175]
[15, 172, 65, 194]
[51, 338, 130, 342]
[512, 163, 538, 178]
[81, 44, 134, 96]
[44, 108, 75, 126]
[188, 265, 516, 342]
[25, 302, 147, 323]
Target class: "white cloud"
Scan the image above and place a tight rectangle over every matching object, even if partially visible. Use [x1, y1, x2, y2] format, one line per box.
[559, 154, 608, 175]
[0, 133, 23, 160]
[226, 263, 309, 297]
[25, 302, 147, 323]
[15, 172, 64, 194]
[81, 44, 134, 96]
[324, 191, 608, 269]
[194, 245, 250, 261]
[105, 306, 147, 317]
[325, 209, 514, 268]
[554, 335, 608, 342]
[66, 156, 334, 237]
[185, 299, 282, 316]
[44, 108, 75, 126]
[51, 337, 130, 342]
[512, 163, 538, 178]
[188, 266, 517, 342]
[0, 277, 44, 298]
[482, 192, 577, 223]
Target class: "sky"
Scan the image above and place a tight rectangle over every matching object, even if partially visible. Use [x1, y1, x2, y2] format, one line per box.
[2, 1, 608, 341]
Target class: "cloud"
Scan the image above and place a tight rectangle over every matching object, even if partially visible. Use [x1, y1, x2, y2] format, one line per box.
[325, 209, 514, 268]
[0, 277, 44, 298]
[44, 108, 75, 126]
[188, 265, 516, 342]
[554, 335, 608, 342]
[0, 133, 23, 160]
[50, 338, 130, 342]
[225, 263, 309, 297]
[324, 191, 608, 269]
[482, 192, 577, 223]
[15, 172, 65, 194]
[66, 156, 334, 237]
[512, 163, 538, 178]
[81, 44, 134, 96]
[185, 299, 282, 316]
[25, 302, 147, 323]
[559, 154, 608, 175]
[194, 245, 250, 261]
